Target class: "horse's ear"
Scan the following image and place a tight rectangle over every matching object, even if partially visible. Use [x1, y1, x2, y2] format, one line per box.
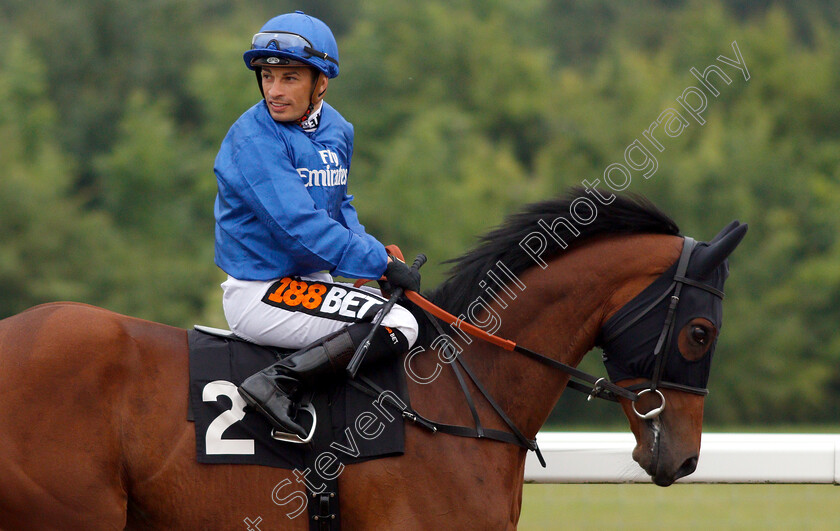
[709, 220, 741, 244]
[694, 222, 749, 277]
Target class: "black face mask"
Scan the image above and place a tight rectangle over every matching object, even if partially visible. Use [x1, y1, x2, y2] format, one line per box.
[596, 222, 748, 395]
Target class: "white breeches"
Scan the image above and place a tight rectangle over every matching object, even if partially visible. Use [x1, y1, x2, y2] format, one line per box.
[221, 273, 419, 349]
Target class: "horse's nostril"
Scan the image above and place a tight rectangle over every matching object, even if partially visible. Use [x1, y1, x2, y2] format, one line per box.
[676, 456, 698, 480]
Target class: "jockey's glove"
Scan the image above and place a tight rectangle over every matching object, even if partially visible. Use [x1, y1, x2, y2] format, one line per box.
[384, 258, 421, 294]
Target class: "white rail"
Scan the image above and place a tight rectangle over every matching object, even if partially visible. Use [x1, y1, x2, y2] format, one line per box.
[524, 432, 840, 484]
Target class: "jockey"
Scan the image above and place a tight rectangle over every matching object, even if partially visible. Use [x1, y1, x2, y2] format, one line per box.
[213, 11, 420, 438]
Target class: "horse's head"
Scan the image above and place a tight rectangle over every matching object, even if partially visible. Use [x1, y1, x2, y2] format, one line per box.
[423, 194, 748, 488]
[598, 221, 748, 486]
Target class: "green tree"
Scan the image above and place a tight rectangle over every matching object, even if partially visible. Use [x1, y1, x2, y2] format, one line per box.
[331, 0, 552, 284]
[0, 32, 123, 316]
[92, 91, 218, 326]
[539, 3, 840, 425]
[3, 0, 840, 426]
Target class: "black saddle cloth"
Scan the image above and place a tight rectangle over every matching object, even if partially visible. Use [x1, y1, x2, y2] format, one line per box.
[188, 329, 408, 470]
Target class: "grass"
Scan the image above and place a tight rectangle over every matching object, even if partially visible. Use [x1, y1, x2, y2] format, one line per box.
[519, 483, 840, 530]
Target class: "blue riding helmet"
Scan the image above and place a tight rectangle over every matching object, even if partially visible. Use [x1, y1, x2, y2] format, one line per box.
[243, 11, 339, 79]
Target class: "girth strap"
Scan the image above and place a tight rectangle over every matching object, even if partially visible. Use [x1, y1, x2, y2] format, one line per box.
[453, 352, 545, 466]
[347, 369, 546, 467]
[304, 422, 340, 531]
[449, 358, 485, 438]
[416, 314, 546, 465]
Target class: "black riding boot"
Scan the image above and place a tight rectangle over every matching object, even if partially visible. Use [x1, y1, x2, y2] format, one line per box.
[238, 323, 408, 438]
[237, 327, 356, 438]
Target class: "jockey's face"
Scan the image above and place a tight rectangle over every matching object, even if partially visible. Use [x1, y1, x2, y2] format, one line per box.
[260, 66, 323, 122]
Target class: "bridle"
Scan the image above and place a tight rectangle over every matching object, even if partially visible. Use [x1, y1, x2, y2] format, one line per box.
[598, 237, 724, 419]
[404, 237, 724, 417]
[353, 238, 725, 466]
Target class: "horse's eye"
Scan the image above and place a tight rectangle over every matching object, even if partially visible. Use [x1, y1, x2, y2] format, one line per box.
[679, 319, 716, 361]
[690, 326, 708, 345]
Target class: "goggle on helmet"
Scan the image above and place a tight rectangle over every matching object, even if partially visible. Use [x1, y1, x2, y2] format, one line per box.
[243, 11, 339, 79]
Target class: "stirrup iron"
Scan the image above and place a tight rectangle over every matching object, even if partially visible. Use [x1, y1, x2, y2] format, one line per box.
[270, 403, 317, 444]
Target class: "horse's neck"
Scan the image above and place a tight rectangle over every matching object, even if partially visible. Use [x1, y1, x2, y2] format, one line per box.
[414, 234, 683, 439]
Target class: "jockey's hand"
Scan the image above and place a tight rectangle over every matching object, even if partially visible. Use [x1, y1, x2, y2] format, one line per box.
[384, 256, 421, 294]
[376, 276, 393, 297]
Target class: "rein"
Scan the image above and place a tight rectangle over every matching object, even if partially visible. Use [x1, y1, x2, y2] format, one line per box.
[403, 290, 639, 403]
[363, 247, 638, 403]
[353, 239, 723, 466]
[406, 236, 723, 410]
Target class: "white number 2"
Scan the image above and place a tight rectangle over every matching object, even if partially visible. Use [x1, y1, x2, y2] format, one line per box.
[202, 380, 255, 455]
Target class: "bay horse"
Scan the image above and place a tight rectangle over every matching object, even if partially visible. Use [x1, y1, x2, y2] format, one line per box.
[0, 193, 746, 529]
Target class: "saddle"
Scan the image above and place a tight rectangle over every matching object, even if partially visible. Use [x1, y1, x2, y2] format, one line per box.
[188, 326, 411, 530]
[187, 326, 409, 469]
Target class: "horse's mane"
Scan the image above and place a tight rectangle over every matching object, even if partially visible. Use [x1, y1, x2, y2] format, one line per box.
[427, 188, 680, 318]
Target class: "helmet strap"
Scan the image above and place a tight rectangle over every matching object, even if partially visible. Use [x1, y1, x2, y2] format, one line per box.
[255, 68, 266, 99]
[312, 72, 328, 101]
[297, 103, 316, 126]
[298, 71, 327, 126]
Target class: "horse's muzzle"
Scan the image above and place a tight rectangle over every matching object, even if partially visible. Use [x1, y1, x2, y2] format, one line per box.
[639, 443, 699, 486]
